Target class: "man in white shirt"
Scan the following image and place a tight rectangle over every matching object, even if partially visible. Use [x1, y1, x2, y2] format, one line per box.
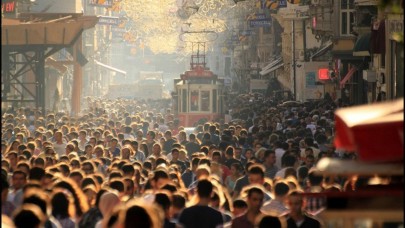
[52, 131, 67, 158]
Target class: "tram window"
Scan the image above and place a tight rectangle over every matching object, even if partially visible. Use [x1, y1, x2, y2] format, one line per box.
[213, 89, 217, 113]
[182, 89, 187, 112]
[190, 90, 199, 111]
[201, 91, 210, 112]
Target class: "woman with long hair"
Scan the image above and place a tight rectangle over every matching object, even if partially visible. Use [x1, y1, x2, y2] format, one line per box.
[53, 178, 89, 221]
[51, 189, 76, 228]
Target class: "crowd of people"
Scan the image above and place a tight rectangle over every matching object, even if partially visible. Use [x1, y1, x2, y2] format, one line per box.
[1, 94, 360, 228]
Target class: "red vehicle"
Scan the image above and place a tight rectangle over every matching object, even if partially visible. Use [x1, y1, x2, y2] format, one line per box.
[172, 42, 225, 127]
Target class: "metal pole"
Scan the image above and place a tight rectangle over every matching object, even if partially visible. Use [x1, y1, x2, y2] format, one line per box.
[292, 20, 297, 101]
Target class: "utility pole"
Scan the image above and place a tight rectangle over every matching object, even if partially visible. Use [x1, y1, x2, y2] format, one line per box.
[292, 20, 297, 101]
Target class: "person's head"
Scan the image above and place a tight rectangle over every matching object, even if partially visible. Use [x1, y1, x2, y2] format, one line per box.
[22, 189, 51, 218]
[147, 131, 156, 140]
[12, 169, 28, 190]
[263, 150, 276, 166]
[29, 167, 45, 183]
[152, 143, 161, 157]
[81, 161, 96, 175]
[154, 191, 172, 217]
[286, 190, 305, 216]
[13, 204, 46, 228]
[51, 189, 75, 219]
[225, 146, 235, 159]
[232, 199, 248, 217]
[308, 168, 323, 187]
[281, 154, 298, 168]
[304, 154, 315, 168]
[211, 151, 222, 163]
[230, 163, 242, 176]
[7, 151, 18, 166]
[246, 186, 264, 212]
[93, 145, 104, 158]
[196, 178, 213, 199]
[69, 170, 84, 187]
[248, 164, 265, 185]
[121, 145, 133, 160]
[273, 181, 290, 198]
[99, 190, 121, 217]
[152, 169, 170, 190]
[123, 199, 162, 228]
[171, 148, 180, 161]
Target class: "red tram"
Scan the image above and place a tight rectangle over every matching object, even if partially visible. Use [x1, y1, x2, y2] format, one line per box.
[172, 43, 225, 127]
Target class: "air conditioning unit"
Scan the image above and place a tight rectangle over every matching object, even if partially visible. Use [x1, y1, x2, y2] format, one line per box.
[311, 0, 320, 5]
[363, 70, 377, 82]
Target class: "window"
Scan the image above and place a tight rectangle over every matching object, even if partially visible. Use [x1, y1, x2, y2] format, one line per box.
[190, 90, 199, 111]
[201, 91, 210, 112]
[340, 0, 355, 36]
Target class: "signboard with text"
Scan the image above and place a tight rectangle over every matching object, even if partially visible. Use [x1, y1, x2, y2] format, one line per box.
[89, 0, 112, 8]
[279, 0, 287, 8]
[2, 0, 16, 14]
[306, 72, 316, 88]
[98, 16, 120, 26]
[249, 19, 272, 28]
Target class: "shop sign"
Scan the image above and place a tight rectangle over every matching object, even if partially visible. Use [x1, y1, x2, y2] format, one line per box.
[2, 0, 16, 14]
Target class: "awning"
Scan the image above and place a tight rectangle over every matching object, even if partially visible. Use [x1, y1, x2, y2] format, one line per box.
[259, 57, 282, 75]
[94, 60, 126, 75]
[334, 98, 403, 162]
[353, 33, 371, 56]
[340, 67, 357, 89]
[310, 40, 333, 61]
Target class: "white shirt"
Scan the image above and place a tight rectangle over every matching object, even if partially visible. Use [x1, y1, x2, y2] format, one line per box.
[53, 142, 67, 158]
[275, 148, 286, 168]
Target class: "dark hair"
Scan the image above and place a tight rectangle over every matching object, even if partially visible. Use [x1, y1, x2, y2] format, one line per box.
[248, 164, 265, 178]
[154, 192, 171, 211]
[152, 169, 169, 182]
[51, 192, 70, 218]
[233, 199, 248, 208]
[274, 181, 290, 196]
[122, 164, 135, 175]
[81, 176, 98, 190]
[13, 204, 45, 228]
[198, 158, 211, 167]
[196, 179, 213, 198]
[29, 167, 45, 181]
[264, 149, 275, 159]
[125, 204, 153, 228]
[258, 215, 282, 228]
[247, 186, 264, 198]
[54, 178, 89, 217]
[23, 191, 49, 215]
[308, 169, 323, 186]
[109, 170, 124, 180]
[172, 193, 186, 209]
[225, 146, 234, 156]
[109, 179, 125, 193]
[281, 154, 297, 167]
[161, 183, 178, 193]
